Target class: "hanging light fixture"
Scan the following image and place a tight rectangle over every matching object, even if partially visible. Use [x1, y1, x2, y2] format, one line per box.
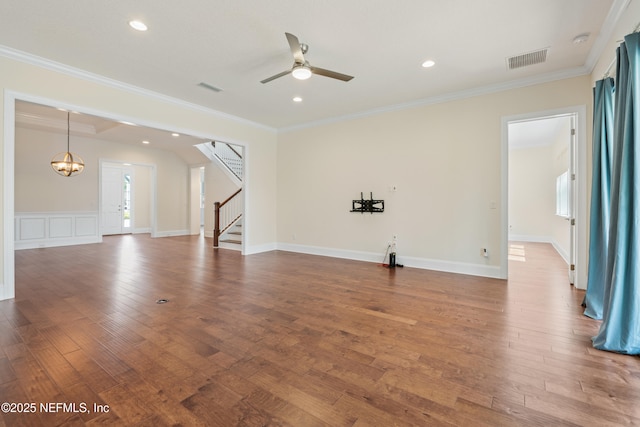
[50, 112, 84, 177]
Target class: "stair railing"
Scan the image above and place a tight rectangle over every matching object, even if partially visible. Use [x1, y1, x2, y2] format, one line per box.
[214, 188, 243, 247]
[212, 141, 243, 181]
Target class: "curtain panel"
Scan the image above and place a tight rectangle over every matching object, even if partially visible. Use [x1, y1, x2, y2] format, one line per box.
[592, 32, 640, 354]
[584, 77, 614, 320]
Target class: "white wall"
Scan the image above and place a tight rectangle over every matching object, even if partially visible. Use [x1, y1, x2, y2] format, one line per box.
[277, 77, 592, 278]
[132, 164, 153, 232]
[509, 144, 555, 240]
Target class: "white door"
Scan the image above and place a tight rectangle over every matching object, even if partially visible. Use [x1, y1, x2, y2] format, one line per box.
[101, 165, 133, 235]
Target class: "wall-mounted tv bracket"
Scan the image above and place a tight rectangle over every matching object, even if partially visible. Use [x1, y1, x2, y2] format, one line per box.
[351, 192, 384, 214]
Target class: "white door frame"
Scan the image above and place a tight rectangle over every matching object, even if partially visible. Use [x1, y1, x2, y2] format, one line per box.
[3, 90, 251, 301]
[100, 161, 136, 236]
[2, 92, 164, 300]
[189, 166, 204, 235]
[501, 105, 587, 289]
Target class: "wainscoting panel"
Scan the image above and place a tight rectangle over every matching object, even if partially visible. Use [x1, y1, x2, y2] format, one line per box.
[15, 212, 101, 250]
[76, 216, 98, 237]
[49, 217, 73, 238]
[18, 217, 46, 240]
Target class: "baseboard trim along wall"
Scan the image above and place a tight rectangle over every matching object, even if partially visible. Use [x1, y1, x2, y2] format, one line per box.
[276, 243, 503, 279]
[15, 212, 101, 250]
[244, 242, 277, 255]
[154, 229, 191, 238]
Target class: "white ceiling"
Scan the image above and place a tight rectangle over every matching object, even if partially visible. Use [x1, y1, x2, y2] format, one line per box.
[0, 0, 625, 131]
[508, 116, 573, 150]
[15, 100, 212, 165]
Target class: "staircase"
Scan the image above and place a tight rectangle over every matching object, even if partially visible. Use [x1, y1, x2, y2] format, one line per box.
[219, 219, 242, 249]
[207, 140, 244, 250]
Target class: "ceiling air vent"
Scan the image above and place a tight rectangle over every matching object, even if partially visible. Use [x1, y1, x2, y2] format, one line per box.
[507, 48, 549, 70]
[197, 82, 223, 93]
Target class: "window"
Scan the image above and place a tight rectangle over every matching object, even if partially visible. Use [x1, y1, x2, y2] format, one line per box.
[123, 173, 131, 227]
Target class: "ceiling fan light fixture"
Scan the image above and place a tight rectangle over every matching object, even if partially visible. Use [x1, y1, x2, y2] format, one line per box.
[292, 64, 312, 80]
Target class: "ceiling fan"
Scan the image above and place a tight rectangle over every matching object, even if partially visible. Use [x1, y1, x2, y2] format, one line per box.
[260, 32, 354, 84]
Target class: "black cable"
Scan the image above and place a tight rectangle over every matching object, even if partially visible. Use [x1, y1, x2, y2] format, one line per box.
[382, 244, 391, 265]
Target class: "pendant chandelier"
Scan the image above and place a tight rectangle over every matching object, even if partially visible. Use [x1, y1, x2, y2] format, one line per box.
[50, 112, 84, 177]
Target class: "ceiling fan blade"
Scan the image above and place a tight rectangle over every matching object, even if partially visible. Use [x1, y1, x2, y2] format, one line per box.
[260, 69, 292, 84]
[310, 66, 354, 82]
[285, 32, 305, 64]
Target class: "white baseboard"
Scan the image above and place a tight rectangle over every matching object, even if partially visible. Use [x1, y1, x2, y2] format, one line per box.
[154, 229, 190, 238]
[16, 235, 102, 250]
[400, 255, 503, 279]
[551, 240, 570, 264]
[244, 242, 278, 255]
[508, 234, 552, 243]
[276, 243, 502, 279]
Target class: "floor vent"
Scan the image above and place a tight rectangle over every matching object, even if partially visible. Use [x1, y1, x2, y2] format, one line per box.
[507, 48, 549, 70]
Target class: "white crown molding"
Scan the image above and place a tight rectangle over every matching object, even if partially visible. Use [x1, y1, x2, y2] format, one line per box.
[584, 0, 633, 73]
[0, 45, 275, 133]
[279, 66, 590, 133]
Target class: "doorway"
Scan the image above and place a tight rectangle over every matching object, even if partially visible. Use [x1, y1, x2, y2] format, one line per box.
[101, 162, 134, 235]
[189, 166, 205, 235]
[501, 106, 587, 289]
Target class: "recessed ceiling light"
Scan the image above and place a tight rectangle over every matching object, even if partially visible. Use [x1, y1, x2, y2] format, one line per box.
[129, 20, 148, 31]
[142, 140, 150, 144]
[118, 120, 137, 126]
[171, 133, 180, 137]
[573, 33, 590, 44]
[422, 59, 436, 68]
[293, 96, 303, 103]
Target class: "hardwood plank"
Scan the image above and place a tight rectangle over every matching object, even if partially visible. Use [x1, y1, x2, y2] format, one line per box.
[62, 349, 119, 394]
[3, 235, 638, 425]
[0, 357, 16, 385]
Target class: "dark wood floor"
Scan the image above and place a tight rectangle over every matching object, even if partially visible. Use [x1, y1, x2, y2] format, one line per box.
[1, 235, 639, 426]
